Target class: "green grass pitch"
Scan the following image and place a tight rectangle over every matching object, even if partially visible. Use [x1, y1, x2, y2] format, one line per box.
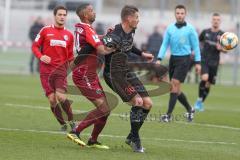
[0, 74, 239, 160]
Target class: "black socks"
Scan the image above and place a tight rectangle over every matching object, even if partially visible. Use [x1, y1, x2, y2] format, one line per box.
[130, 106, 149, 139]
[178, 92, 192, 113]
[199, 80, 210, 102]
[167, 93, 178, 116]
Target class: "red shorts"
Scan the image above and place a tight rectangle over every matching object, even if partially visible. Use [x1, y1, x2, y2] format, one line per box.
[40, 73, 67, 97]
[39, 63, 68, 97]
[72, 71, 105, 101]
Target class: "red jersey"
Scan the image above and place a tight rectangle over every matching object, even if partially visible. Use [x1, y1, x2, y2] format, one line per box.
[32, 25, 74, 74]
[73, 22, 103, 80]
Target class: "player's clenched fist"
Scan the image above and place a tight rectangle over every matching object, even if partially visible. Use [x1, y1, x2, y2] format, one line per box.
[40, 55, 51, 64]
[195, 64, 201, 75]
[142, 52, 154, 62]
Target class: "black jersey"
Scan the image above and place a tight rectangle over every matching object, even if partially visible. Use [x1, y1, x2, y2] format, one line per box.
[104, 24, 136, 73]
[199, 28, 224, 64]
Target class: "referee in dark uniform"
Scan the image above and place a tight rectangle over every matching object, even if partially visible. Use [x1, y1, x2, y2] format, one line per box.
[156, 5, 201, 122]
[194, 13, 226, 111]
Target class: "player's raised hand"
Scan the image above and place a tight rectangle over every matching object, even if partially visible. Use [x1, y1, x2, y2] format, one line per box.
[104, 46, 116, 53]
[195, 64, 201, 75]
[106, 27, 114, 33]
[142, 52, 154, 62]
[216, 43, 228, 53]
[40, 55, 51, 64]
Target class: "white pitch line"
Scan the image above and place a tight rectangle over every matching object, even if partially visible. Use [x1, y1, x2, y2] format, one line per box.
[4, 103, 49, 110]
[3, 103, 121, 116]
[2, 103, 240, 131]
[176, 121, 240, 131]
[4, 95, 240, 112]
[0, 127, 236, 145]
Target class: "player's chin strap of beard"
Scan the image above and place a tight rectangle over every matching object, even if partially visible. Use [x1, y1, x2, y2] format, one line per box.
[175, 21, 187, 28]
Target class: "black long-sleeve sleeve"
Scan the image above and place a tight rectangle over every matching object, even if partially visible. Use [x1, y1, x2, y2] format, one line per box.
[131, 46, 142, 56]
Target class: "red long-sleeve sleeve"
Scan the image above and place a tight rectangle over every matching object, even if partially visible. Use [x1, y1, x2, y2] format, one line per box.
[67, 33, 74, 62]
[31, 28, 44, 59]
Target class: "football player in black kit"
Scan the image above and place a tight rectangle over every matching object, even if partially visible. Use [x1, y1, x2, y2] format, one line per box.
[103, 5, 154, 153]
[194, 13, 227, 111]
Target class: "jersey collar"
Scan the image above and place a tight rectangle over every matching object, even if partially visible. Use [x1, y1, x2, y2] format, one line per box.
[175, 21, 187, 28]
[52, 24, 65, 30]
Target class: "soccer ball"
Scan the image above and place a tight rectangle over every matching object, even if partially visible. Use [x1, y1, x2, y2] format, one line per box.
[219, 32, 238, 50]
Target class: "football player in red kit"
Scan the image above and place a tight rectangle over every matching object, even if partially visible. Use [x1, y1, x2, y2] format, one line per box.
[66, 4, 114, 149]
[32, 6, 75, 131]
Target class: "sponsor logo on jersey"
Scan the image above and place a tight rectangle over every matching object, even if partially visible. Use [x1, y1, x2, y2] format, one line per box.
[50, 39, 66, 48]
[47, 34, 54, 36]
[92, 35, 100, 43]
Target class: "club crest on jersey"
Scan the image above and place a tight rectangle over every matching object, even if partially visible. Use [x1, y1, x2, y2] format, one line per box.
[64, 35, 69, 41]
[76, 27, 84, 33]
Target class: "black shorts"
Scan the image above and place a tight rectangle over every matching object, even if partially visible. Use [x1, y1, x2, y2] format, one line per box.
[103, 70, 149, 102]
[169, 55, 191, 83]
[201, 60, 219, 84]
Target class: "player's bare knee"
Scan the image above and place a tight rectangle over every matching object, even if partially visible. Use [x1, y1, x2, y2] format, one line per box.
[93, 97, 105, 107]
[56, 95, 65, 102]
[170, 83, 179, 93]
[55, 92, 66, 102]
[143, 98, 153, 110]
[48, 94, 57, 106]
[95, 98, 111, 114]
[135, 98, 143, 106]
[130, 95, 143, 106]
[201, 74, 209, 81]
[171, 79, 180, 93]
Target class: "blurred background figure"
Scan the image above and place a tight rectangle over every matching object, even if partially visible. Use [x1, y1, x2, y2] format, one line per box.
[146, 25, 163, 61]
[95, 22, 105, 35]
[0, 0, 239, 85]
[186, 53, 199, 84]
[28, 17, 44, 74]
[95, 22, 105, 75]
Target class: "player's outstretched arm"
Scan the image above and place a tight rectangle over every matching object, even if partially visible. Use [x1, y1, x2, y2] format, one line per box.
[142, 52, 154, 62]
[31, 30, 51, 64]
[189, 28, 201, 74]
[190, 27, 201, 63]
[131, 46, 154, 62]
[96, 45, 115, 55]
[156, 26, 170, 63]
